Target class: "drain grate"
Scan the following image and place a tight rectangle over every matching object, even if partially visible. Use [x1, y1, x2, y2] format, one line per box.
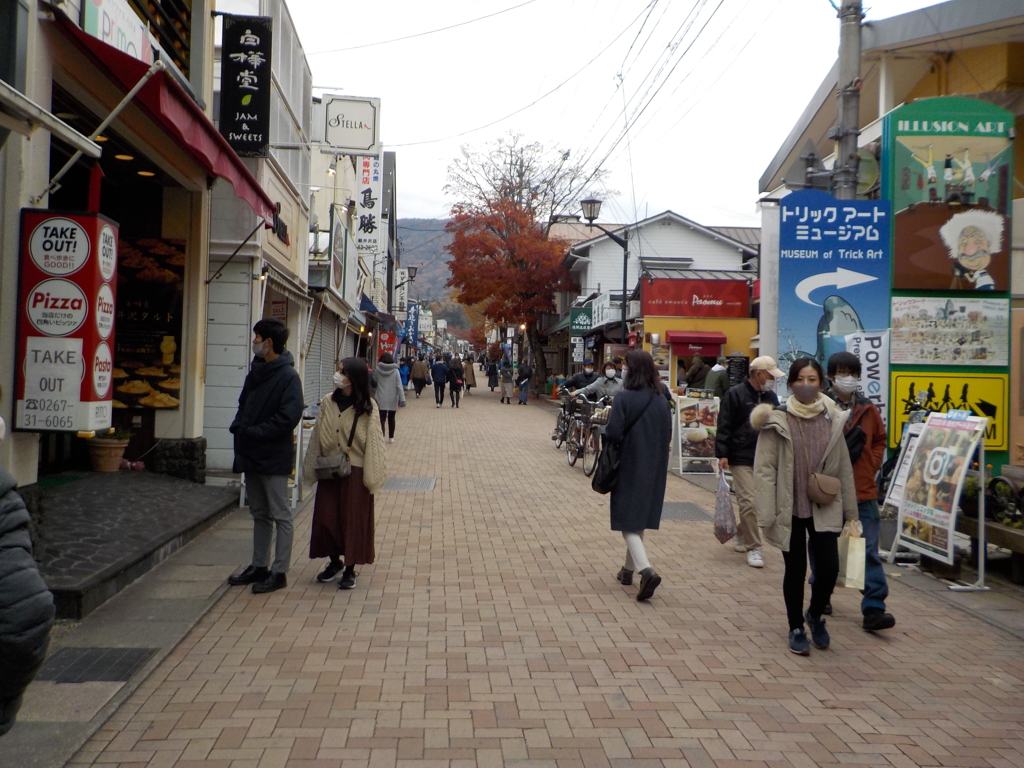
[662, 502, 712, 522]
[382, 476, 436, 492]
[36, 647, 157, 683]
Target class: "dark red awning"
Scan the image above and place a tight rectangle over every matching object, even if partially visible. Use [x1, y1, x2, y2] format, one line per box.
[52, 14, 276, 221]
[666, 330, 727, 359]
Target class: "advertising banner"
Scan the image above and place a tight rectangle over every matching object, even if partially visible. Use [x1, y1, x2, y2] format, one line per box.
[676, 391, 719, 460]
[218, 15, 273, 158]
[889, 371, 1007, 450]
[82, 0, 158, 64]
[16, 210, 119, 432]
[839, 330, 889, 424]
[777, 189, 891, 379]
[883, 97, 1014, 292]
[890, 296, 1008, 366]
[377, 330, 396, 360]
[640, 279, 748, 317]
[651, 343, 670, 382]
[895, 411, 986, 563]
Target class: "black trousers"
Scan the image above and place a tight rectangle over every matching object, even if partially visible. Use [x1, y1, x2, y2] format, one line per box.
[434, 382, 446, 404]
[781, 515, 839, 630]
[379, 409, 396, 438]
[413, 378, 427, 395]
[450, 389, 461, 407]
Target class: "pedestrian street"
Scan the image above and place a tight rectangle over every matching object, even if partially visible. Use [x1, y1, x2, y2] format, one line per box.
[69, 387, 1024, 768]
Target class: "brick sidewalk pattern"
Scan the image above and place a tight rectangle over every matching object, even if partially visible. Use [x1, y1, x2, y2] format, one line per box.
[67, 389, 1024, 767]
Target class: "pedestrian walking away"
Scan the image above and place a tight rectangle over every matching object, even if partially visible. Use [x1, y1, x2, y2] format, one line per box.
[516, 359, 533, 404]
[431, 357, 449, 408]
[410, 355, 429, 398]
[680, 353, 709, 390]
[373, 352, 406, 442]
[715, 356, 782, 568]
[487, 359, 499, 390]
[228, 318, 305, 594]
[303, 358, 389, 590]
[704, 356, 731, 399]
[399, 358, 411, 391]
[604, 350, 672, 602]
[448, 356, 465, 408]
[752, 356, 857, 656]
[462, 354, 477, 393]
[499, 361, 514, 403]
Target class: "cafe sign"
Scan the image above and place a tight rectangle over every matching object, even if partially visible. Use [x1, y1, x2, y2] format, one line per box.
[218, 15, 273, 157]
[324, 95, 381, 155]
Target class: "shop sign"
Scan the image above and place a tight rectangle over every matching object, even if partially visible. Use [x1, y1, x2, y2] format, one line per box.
[270, 301, 287, 320]
[377, 330, 396, 359]
[394, 269, 408, 311]
[323, 95, 381, 155]
[354, 156, 382, 260]
[399, 303, 419, 347]
[82, 0, 157, 64]
[883, 97, 1014, 291]
[571, 336, 584, 363]
[889, 371, 1007, 450]
[15, 210, 119, 432]
[891, 296, 1008, 366]
[894, 411, 986, 563]
[218, 15, 273, 158]
[570, 307, 592, 334]
[640, 279, 748, 318]
[839, 331, 889, 425]
[777, 189, 891, 378]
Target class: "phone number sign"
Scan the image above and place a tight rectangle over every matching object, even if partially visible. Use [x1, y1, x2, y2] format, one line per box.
[15, 210, 119, 432]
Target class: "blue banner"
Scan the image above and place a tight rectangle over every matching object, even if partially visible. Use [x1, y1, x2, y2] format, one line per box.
[398, 303, 419, 347]
[777, 189, 891, 377]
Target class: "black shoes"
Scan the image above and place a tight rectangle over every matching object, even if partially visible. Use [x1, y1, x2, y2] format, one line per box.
[317, 561, 343, 582]
[863, 609, 896, 631]
[636, 568, 662, 601]
[822, 603, 833, 616]
[252, 572, 287, 594]
[338, 567, 357, 590]
[615, 567, 634, 586]
[788, 628, 810, 655]
[804, 609, 830, 649]
[228, 565, 269, 586]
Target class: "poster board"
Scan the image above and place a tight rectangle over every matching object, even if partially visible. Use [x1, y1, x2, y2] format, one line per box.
[673, 390, 718, 473]
[883, 419, 926, 511]
[890, 296, 1009, 366]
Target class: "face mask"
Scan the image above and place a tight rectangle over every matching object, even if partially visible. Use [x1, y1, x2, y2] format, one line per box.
[605, 369, 616, 379]
[792, 383, 820, 404]
[333, 372, 348, 389]
[758, 374, 775, 392]
[252, 339, 269, 358]
[584, 367, 593, 374]
[832, 375, 858, 395]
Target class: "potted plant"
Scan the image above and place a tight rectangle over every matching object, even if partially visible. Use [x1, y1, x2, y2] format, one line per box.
[959, 475, 980, 518]
[86, 429, 132, 473]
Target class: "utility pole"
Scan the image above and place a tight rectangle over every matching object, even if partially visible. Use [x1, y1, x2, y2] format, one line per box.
[832, 0, 863, 200]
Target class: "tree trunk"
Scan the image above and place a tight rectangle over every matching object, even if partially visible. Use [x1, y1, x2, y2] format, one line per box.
[527, 321, 548, 388]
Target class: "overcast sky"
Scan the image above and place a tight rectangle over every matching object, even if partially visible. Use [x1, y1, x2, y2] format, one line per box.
[289, 0, 948, 226]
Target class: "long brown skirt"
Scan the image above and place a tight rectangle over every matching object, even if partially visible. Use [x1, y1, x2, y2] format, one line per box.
[309, 466, 375, 564]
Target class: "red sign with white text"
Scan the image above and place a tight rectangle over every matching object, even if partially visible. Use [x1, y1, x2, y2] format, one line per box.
[15, 210, 119, 432]
[641, 279, 749, 318]
[377, 330, 396, 360]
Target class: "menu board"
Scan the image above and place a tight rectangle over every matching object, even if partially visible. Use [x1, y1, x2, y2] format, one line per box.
[890, 296, 1008, 366]
[677, 390, 718, 458]
[726, 355, 749, 387]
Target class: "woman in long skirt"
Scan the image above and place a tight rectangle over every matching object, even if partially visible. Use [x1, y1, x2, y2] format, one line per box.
[463, 356, 477, 394]
[487, 359, 499, 390]
[303, 357, 389, 590]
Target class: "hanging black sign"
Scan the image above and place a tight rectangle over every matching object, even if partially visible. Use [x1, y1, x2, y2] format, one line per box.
[219, 15, 273, 157]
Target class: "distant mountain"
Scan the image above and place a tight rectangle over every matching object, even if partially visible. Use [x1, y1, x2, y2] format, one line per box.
[397, 219, 453, 304]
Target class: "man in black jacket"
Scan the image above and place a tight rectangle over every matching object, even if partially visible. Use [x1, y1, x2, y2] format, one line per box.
[563, 358, 599, 392]
[715, 356, 782, 569]
[516, 360, 534, 404]
[0, 417, 55, 737]
[228, 318, 304, 594]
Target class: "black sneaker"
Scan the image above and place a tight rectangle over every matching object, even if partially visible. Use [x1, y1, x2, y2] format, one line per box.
[822, 603, 833, 616]
[252, 572, 287, 594]
[615, 567, 634, 586]
[228, 565, 269, 586]
[863, 609, 896, 631]
[636, 567, 662, 601]
[317, 561, 343, 583]
[338, 568, 357, 590]
[804, 609, 830, 649]
[788, 628, 810, 656]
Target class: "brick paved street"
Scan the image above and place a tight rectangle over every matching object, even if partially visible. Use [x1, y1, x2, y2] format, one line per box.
[66, 388, 1024, 768]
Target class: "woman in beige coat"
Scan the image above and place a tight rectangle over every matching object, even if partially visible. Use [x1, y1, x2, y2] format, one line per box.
[751, 356, 856, 656]
[303, 357, 388, 590]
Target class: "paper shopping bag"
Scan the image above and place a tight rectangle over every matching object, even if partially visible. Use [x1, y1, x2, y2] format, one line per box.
[837, 534, 866, 590]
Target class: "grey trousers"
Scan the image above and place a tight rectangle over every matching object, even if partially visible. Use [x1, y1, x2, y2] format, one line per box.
[245, 473, 293, 574]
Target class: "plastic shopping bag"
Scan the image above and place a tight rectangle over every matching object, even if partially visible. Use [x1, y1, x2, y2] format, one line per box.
[837, 520, 866, 590]
[713, 473, 737, 544]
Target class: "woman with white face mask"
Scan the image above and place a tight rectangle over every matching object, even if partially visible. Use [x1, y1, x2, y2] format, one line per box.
[575, 362, 624, 401]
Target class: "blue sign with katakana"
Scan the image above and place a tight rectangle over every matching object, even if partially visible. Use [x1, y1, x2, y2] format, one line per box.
[777, 189, 891, 375]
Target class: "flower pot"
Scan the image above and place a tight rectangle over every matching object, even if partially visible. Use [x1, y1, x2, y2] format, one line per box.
[87, 438, 129, 473]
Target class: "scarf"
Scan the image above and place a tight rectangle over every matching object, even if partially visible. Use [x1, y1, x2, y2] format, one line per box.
[786, 392, 828, 419]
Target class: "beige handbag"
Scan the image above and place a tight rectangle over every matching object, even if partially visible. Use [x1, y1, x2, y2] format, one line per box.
[799, 420, 841, 505]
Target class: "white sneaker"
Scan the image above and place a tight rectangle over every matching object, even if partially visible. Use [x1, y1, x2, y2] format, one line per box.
[388, 438, 395, 444]
[747, 550, 764, 568]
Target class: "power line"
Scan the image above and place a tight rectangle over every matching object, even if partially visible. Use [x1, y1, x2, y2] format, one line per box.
[307, 0, 542, 55]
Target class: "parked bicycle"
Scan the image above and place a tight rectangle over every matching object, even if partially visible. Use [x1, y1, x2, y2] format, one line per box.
[565, 395, 611, 475]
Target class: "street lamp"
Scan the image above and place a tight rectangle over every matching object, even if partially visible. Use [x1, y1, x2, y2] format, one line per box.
[389, 265, 418, 312]
[580, 198, 629, 346]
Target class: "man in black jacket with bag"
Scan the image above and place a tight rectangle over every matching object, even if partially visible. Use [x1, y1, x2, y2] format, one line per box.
[715, 356, 782, 569]
[228, 318, 304, 594]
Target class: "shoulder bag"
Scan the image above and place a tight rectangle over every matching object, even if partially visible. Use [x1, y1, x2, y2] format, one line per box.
[313, 407, 361, 481]
[592, 392, 658, 495]
[797, 418, 841, 505]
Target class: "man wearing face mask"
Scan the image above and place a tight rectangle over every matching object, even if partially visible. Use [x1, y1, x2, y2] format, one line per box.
[564, 358, 600, 392]
[825, 352, 894, 631]
[715, 356, 783, 568]
[228, 318, 305, 594]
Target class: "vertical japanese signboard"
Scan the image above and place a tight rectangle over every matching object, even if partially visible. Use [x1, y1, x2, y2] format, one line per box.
[15, 210, 119, 432]
[218, 15, 272, 158]
[355, 155, 382, 264]
[569, 306, 591, 364]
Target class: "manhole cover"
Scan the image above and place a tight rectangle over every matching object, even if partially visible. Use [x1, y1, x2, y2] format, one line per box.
[382, 477, 436, 492]
[37, 647, 157, 683]
[662, 502, 712, 521]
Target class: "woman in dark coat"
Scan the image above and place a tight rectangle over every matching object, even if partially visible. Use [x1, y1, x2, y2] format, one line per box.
[603, 349, 672, 601]
[487, 359, 499, 390]
[447, 357, 465, 408]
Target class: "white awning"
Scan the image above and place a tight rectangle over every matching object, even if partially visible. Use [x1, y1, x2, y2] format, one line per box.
[0, 79, 102, 158]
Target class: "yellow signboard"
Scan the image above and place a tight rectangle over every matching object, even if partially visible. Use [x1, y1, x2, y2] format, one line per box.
[889, 372, 1008, 451]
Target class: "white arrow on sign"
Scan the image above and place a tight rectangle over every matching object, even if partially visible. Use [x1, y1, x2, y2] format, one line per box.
[795, 267, 878, 306]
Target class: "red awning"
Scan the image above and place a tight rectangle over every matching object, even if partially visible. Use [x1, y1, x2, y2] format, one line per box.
[52, 14, 276, 221]
[667, 330, 727, 359]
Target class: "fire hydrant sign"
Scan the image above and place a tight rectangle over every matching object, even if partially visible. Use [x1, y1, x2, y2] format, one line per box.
[16, 210, 119, 432]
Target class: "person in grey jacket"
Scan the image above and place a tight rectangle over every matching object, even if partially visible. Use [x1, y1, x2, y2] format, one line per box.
[0, 417, 56, 737]
[373, 353, 406, 442]
[576, 361, 623, 401]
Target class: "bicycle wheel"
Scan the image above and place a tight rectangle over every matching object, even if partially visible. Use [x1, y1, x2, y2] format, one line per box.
[583, 428, 600, 477]
[567, 421, 581, 466]
[554, 412, 567, 449]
